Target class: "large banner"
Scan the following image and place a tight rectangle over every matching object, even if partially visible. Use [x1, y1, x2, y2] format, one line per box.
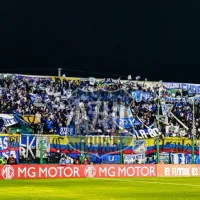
[0, 134, 199, 162]
[0, 164, 157, 179]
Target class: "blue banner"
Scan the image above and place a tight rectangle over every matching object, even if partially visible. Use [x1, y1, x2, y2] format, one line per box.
[101, 154, 120, 164]
[190, 85, 197, 93]
[171, 153, 200, 164]
[20, 135, 36, 158]
[115, 118, 141, 128]
[60, 126, 75, 136]
[132, 91, 153, 102]
[181, 83, 189, 91]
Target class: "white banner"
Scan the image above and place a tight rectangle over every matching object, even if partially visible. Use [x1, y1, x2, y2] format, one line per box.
[89, 77, 96, 85]
[123, 154, 146, 164]
[165, 126, 179, 136]
[0, 114, 18, 127]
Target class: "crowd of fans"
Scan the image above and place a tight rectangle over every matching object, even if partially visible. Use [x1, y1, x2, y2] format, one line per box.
[0, 74, 200, 138]
[59, 154, 90, 165]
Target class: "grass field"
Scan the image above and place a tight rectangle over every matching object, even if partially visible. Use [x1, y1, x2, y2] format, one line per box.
[0, 178, 199, 200]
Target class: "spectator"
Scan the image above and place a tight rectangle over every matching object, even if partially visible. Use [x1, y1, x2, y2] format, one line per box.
[0, 157, 7, 165]
[59, 155, 67, 165]
[1, 125, 7, 133]
[83, 157, 90, 165]
[7, 154, 17, 165]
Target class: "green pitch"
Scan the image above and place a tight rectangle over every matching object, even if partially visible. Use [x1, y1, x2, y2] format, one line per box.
[0, 178, 199, 200]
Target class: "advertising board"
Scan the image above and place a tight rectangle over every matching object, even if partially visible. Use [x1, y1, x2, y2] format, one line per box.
[0, 164, 156, 179]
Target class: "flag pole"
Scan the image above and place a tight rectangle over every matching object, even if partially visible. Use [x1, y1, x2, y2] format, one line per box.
[156, 102, 160, 164]
[40, 140, 43, 164]
[192, 99, 196, 164]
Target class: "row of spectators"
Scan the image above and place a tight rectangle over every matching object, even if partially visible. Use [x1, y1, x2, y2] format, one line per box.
[59, 154, 90, 165]
[0, 75, 200, 138]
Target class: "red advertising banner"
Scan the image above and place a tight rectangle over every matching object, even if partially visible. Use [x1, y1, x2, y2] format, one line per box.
[0, 164, 157, 180]
[157, 164, 200, 177]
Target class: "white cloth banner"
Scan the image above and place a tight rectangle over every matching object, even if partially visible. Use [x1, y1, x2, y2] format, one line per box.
[89, 77, 96, 85]
[165, 126, 179, 136]
[123, 154, 146, 164]
[0, 114, 18, 127]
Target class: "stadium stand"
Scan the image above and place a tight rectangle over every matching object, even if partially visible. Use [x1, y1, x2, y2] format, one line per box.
[0, 74, 199, 139]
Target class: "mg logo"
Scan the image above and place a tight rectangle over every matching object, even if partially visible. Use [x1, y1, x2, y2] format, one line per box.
[84, 165, 96, 178]
[1, 165, 14, 180]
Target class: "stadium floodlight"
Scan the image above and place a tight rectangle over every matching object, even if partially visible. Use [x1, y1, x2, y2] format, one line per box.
[58, 68, 62, 77]
[127, 75, 132, 80]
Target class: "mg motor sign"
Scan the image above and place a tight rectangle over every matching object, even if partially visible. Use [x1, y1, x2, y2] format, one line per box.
[1, 164, 200, 179]
[1, 165, 14, 180]
[0, 164, 156, 179]
[84, 165, 96, 178]
[95, 165, 156, 177]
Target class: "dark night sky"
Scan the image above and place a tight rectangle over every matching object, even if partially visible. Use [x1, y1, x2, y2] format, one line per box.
[0, 1, 200, 83]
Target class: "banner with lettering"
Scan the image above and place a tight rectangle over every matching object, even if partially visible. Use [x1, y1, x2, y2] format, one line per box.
[59, 126, 75, 136]
[157, 164, 200, 177]
[134, 128, 160, 138]
[20, 135, 36, 159]
[0, 134, 199, 163]
[101, 154, 120, 164]
[0, 114, 18, 127]
[163, 83, 180, 89]
[115, 118, 141, 129]
[0, 134, 19, 163]
[170, 153, 200, 164]
[123, 154, 146, 164]
[0, 164, 157, 179]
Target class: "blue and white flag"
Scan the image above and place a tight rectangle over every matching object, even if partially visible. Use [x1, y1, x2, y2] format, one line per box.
[115, 118, 141, 128]
[60, 126, 75, 136]
[0, 114, 18, 127]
